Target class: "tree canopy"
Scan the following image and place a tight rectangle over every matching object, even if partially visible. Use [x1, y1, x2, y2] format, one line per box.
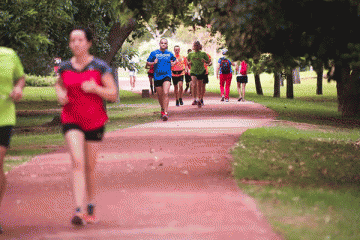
[2, 0, 360, 115]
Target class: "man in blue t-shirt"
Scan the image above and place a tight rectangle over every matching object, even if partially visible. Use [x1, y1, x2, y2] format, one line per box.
[146, 38, 177, 121]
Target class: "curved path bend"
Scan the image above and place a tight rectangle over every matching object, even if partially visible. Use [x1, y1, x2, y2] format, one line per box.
[1, 85, 282, 239]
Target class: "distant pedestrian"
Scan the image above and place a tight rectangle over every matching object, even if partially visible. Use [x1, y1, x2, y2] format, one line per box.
[0, 46, 26, 234]
[146, 38, 177, 121]
[172, 45, 187, 106]
[184, 49, 192, 95]
[145, 64, 156, 95]
[55, 27, 117, 226]
[129, 60, 136, 90]
[217, 49, 235, 102]
[199, 44, 212, 105]
[187, 41, 210, 108]
[236, 60, 248, 102]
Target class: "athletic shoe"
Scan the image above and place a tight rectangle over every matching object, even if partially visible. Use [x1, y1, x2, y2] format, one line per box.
[200, 99, 204, 105]
[225, 98, 229, 102]
[192, 100, 197, 105]
[71, 212, 86, 226]
[161, 111, 165, 119]
[83, 204, 99, 224]
[84, 214, 99, 224]
[176, 100, 180, 107]
[221, 97, 225, 102]
[162, 114, 168, 121]
[238, 97, 242, 102]
[179, 98, 183, 105]
[197, 100, 202, 108]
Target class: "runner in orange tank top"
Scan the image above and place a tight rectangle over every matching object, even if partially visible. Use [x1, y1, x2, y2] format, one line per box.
[171, 45, 188, 106]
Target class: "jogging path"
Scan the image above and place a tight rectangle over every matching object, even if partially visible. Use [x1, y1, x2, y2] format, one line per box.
[1, 86, 282, 239]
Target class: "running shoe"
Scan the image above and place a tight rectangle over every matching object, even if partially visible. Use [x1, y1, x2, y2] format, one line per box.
[200, 99, 204, 105]
[176, 100, 180, 106]
[225, 98, 229, 102]
[238, 97, 242, 102]
[197, 100, 202, 108]
[160, 111, 165, 119]
[192, 100, 197, 105]
[179, 98, 183, 105]
[84, 204, 99, 224]
[221, 97, 225, 102]
[71, 212, 87, 226]
[162, 113, 169, 121]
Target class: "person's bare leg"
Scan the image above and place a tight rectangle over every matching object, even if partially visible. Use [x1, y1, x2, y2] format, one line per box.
[0, 146, 7, 209]
[149, 77, 154, 94]
[65, 130, 86, 213]
[201, 83, 206, 100]
[178, 81, 184, 99]
[174, 84, 179, 101]
[242, 83, 246, 100]
[85, 141, 101, 204]
[191, 76, 198, 100]
[156, 86, 164, 111]
[162, 81, 171, 113]
[237, 82, 242, 98]
[197, 79, 203, 101]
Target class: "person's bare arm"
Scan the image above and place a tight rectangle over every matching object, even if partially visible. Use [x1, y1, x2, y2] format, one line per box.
[10, 76, 25, 102]
[216, 63, 220, 79]
[55, 77, 69, 106]
[81, 72, 117, 102]
[147, 58, 158, 66]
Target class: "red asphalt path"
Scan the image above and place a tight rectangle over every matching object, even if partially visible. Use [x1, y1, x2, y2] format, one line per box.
[1, 94, 282, 240]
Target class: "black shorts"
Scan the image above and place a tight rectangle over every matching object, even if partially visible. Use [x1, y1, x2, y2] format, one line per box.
[191, 71, 206, 81]
[0, 126, 13, 148]
[148, 73, 154, 78]
[185, 74, 192, 83]
[203, 74, 209, 84]
[154, 77, 171, 87]
[172, 75, 184, 85]
[62, 124, 105, 141]
[237, 76, 248, 83]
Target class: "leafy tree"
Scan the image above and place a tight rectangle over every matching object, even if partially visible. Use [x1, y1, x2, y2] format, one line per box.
[199, 0, 360, 116]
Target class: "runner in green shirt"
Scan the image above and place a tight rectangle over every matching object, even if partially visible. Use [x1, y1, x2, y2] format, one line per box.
[0, 46, 25, 234]
[187, 41, 210, 108]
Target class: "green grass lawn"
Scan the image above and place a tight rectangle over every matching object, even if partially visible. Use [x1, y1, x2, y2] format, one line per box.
[204, 71, 360, 239]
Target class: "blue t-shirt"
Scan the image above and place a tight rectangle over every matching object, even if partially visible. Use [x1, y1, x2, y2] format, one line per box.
[218, 57, 233, 74]
[147, 49, 176, 81]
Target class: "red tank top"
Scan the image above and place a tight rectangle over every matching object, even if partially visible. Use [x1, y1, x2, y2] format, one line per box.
[58, 58, 112, 130]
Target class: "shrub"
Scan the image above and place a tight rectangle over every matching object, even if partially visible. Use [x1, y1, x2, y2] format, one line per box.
[25, 74, 57, 87]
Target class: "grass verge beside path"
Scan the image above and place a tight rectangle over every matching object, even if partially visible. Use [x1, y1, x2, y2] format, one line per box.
[5, 88, 159, 173]
[210, 71, 360, 239]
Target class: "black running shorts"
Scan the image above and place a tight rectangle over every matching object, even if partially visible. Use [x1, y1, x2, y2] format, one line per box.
[62, 124, 105, 141]
[0, 126, 13, 148]
[154, 77, 171, 87]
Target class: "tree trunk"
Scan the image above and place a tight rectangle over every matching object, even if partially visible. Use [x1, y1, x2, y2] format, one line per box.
[254, 74, 263, 95]
[336, 63, 360, 117]
[314, 60, 324, 95]
[286, 69, 294, 99]
[273, 72, 281, 98]
[104, 18, 137, 65]
[316, 68, 323, 95]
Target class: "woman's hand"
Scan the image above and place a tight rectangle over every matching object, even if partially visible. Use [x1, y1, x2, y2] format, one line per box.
[81, 79, 98, 94]
[57, 91, 69, 106]
[9, 86, 23, 102]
